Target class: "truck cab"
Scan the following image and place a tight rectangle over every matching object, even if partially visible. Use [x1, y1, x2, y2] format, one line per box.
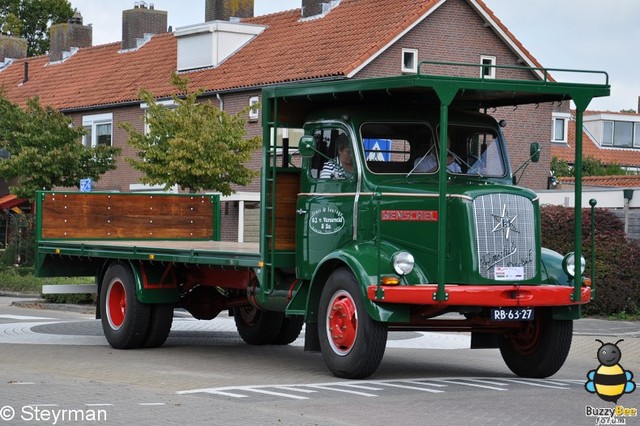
[261, 62, 609, 379]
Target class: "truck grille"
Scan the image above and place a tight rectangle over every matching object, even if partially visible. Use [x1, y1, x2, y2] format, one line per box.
[473, 193, 536, 281]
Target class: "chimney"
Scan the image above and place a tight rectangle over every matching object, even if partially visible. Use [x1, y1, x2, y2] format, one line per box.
[302, 0, 323, 18]
[637, 96, 639, 114]
[0, 34, 28, 62]
[49, 11, 92, 62]
[205, 0, 254, 21]
[122, 2, 168, 50]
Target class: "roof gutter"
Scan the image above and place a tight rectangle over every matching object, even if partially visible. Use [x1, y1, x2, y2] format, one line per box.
[60, 76, 348, 114]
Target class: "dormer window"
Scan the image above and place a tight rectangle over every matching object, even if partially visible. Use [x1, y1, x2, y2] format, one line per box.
[603, 120, 635, 147]
[402, 48, 418, 74]
[481, 55, 496, 79]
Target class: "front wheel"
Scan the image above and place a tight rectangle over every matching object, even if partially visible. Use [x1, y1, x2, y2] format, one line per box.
[498, 309, 573, 378]
[318, 268, 387, 379]
[100, 263, 151, 349]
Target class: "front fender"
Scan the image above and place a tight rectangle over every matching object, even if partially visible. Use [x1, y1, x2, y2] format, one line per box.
[307, 241, 418, 323]
[541, 247, 584, 320]
[540, 247, 570, 285]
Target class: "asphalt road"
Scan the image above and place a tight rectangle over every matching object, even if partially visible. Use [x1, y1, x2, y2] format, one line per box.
[0, 296, 638, 425]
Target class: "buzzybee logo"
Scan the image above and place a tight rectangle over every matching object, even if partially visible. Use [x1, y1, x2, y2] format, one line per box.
[585, 339, 636, 403]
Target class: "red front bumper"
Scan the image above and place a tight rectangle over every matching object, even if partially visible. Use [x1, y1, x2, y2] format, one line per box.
[367, 284, 591, 307]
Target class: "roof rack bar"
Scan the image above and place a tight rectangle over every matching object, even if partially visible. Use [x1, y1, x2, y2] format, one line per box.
[418, 60, 609, 86]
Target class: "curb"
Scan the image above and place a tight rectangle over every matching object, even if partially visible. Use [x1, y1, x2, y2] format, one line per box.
[11, 299, 95, 315]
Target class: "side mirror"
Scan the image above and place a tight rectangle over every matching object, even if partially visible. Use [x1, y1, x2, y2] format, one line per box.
[298, 135, 316, 158]
[530, 142, 541, 163]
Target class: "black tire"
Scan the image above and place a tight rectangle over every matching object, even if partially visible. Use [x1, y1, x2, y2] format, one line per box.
[100, 263, 151, 349]
[318, 267, 387, 379]
[273, 315, 304, 345]
[498, 309, 573, 378]
[142, 304, 174, 348]
[233, 305, 284, 345]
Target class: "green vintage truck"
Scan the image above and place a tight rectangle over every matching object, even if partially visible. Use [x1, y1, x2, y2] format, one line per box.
[35, 61, 610, 379]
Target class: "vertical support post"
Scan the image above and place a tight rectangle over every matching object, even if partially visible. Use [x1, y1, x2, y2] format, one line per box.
[572, 109, 584, 302]
[432, 86, 457, 302]
[435, 103, 449, 302]
[589, 198, 597, 298]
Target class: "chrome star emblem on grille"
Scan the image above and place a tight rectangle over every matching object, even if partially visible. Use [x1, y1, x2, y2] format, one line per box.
[491, 205, 519, 240]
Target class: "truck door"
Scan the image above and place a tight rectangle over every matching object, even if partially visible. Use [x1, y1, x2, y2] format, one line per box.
[296, 126, 357, 279]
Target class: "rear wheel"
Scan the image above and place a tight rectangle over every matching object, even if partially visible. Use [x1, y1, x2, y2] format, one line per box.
[100, 263, 151, 349]
[318, 268, 387, 379]
[498, 309, 572, 378]
[233, 306, 284, 345]
[273, 315, 304, 345]
[142, 304, 174, 348]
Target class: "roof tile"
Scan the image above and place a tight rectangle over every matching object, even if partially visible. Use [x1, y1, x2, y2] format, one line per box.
[0, 0, 543, 111]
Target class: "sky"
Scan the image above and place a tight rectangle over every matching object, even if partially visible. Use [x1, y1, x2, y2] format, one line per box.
[68, 0, 639, 112]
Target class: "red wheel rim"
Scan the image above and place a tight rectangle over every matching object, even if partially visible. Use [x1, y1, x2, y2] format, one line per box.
[507, 313, 542, 355]
[106, 280, 126, 330]
[326, 290, 357, 355]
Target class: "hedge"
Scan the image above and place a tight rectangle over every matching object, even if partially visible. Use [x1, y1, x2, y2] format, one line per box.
[540, 205, 640, 316]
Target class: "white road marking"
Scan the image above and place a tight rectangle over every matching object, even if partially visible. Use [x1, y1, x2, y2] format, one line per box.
[500, 378, 571, 389]
[432, 379, 507, 391]
[375, 382, 445, 393]
[0, 314, 55, 320]
[275, 386, 317, 393]
[244, 388, 309, 400]
[178, 378, 584, 401]
[304, 385, 378, 397]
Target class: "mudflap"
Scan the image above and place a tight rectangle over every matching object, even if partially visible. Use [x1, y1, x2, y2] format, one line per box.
[304, 322, 321, 352]
[471, 332, 498, 349]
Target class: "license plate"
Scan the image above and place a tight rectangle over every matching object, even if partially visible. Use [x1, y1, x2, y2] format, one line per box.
[491, 307, 534, 321]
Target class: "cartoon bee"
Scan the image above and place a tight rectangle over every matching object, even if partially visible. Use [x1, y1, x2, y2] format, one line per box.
[585, 339, 636, 403]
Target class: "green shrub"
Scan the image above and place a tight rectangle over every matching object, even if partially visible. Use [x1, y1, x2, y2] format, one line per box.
[541, 205, 640, 316]
[42, 293, 95, 304]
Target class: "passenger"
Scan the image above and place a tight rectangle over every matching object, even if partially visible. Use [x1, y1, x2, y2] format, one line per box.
[320, 134, 354, 179]
[413, 137, 462, 173]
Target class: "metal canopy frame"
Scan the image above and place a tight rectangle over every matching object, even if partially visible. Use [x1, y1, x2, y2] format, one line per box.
[262, 60, 610, 302]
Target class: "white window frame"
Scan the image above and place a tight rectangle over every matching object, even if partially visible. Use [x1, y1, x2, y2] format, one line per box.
[82, 113, 113, 147]
[401, 48, 418, 74]
[141, 100, 177, 135]
[480, 55, 496, 79]
[249, 96, 259, 121]
[551, 112, 570, 143]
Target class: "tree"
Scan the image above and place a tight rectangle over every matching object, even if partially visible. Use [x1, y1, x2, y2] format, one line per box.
[0, 94, 121, 200]
[0, 0, 75, 56]
[121, 73, 261, 195]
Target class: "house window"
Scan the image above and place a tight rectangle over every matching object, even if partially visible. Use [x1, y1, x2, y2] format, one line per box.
[551, 113, 570, 143]
[603, 120, 635, 147]
[635, 123, 640, 148]
[141, 100, 177, 135]
[82, 113, 113, 147]
[402, 48, 418, 73]
[614, 121, 633, 147]
[249, 96, 259, 121]
[480, 55, 496, 79]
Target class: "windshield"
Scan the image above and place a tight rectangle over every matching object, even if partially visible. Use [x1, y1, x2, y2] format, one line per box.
[360, 121, 506, 178]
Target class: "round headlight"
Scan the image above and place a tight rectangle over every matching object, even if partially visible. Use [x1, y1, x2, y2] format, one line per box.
[562, 252, 586, 277]
[392, 252, 415, 276]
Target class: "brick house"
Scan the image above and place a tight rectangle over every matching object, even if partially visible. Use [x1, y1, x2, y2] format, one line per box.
[552, 109, 640, 187]
[0, 0, 569, 240]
